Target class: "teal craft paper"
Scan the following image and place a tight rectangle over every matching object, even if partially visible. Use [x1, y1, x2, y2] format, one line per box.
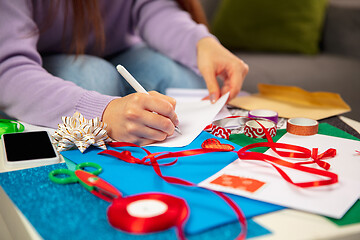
[61, 131, 283, 235]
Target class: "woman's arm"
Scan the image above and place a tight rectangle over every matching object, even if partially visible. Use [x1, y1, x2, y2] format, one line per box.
[132, 0, 248, 102]
[132, 0, 212, 74]
[0, 1, 114, 128]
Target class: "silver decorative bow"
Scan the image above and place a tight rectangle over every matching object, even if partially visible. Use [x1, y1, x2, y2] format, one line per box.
[53, 112, 112, 153]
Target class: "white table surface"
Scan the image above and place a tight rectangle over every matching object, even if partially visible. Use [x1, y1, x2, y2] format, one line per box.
[1, 118, 360, 240]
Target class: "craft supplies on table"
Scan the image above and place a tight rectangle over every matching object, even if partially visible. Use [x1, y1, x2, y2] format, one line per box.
[0, 132, 277, 239]
[0, 113, 358, 239]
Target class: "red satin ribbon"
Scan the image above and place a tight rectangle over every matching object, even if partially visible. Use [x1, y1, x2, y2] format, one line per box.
[235, 117, 337, 187]
[236, 143, 338, 187]
[100, 144, 247, 240]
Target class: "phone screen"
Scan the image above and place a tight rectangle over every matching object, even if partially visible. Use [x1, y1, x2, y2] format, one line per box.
[3, 131, 57, 161]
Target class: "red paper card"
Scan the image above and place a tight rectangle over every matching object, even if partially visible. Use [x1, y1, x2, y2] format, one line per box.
[211, 174, 265, 193]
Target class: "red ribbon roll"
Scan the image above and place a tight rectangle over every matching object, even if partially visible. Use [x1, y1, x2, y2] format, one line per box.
[108, 193, 189, 240]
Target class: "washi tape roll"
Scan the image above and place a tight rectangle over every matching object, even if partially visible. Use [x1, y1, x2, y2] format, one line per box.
[244, 119, 277, 138]
[209, 117, 247, 139]
[209, 124, 231, 139]
[286, 118, 319, 136]
[248, 109, 278, 124]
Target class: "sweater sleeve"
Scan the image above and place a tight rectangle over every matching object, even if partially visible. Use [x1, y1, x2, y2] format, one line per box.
[132, 0, 216, 74]
[0, 0, 115, 128]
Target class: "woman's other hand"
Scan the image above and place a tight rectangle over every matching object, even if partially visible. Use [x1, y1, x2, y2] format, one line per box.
[102, 91, 178, 145]
[197, 37, 249, 103]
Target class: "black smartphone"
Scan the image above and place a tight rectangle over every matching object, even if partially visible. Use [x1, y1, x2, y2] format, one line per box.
[1, 131, 60, 169]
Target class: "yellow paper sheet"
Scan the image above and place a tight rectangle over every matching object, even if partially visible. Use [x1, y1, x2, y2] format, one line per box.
[229, 84, 351, 120]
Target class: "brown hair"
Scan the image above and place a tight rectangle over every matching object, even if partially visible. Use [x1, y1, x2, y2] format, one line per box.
[176, 0, 209, 27]
[67, 0, 105, 55]
[40, 0, 208, 55]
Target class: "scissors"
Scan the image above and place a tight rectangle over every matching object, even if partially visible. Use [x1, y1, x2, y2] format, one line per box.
[49, 162, 121, 202]
[49, 162, 189, 236]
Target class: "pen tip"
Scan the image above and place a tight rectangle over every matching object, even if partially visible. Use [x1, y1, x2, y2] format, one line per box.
[175, 126, 182, 135]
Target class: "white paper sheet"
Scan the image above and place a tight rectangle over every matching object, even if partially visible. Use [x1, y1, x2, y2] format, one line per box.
[199, 133, 360, 219]
[166, 88, 232, 121]
[149, 92, 229, 147]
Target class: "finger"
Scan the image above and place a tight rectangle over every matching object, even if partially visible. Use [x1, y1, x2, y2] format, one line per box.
[201, 66, 220, 103]
[221, 76, 240, 101]
[137, 108, 175, 136]
[202, 95, 209, 100]
[122, 134, 157, 146]
[121, 116, 171, 143]
[223, 63, 249, 101]
[149, 91, 176, 108]
[144, 95, 179, 127]
[135, 118, 171, 141]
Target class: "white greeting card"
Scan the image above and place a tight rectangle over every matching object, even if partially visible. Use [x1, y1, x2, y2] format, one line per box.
[199, 133, 360, 219]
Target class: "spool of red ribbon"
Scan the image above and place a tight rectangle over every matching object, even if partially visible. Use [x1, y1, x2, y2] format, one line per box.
[108, 193, 189, 239]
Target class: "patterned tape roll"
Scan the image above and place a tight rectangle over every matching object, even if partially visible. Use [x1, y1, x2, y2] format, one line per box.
[286, 118, 319, 136]
[209, 117, 246, 139]
[244, 119, 277, 138]
[248, 109, 278, 124]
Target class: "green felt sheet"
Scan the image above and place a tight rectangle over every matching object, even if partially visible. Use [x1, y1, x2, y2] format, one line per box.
[327, 200, 360, 226]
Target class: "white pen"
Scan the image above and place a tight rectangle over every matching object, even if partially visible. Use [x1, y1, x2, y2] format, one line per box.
[116, 64, 182, 135]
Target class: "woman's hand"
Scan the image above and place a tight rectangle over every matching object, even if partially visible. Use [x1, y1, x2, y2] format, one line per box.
[197, 37, 249, 103]
[102, 91, 179, 145]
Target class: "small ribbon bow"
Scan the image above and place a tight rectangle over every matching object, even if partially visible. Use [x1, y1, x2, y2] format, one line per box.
[311, 148, 336, 170]
[295, 148, 336, 170]
[53, 112, 112, 153]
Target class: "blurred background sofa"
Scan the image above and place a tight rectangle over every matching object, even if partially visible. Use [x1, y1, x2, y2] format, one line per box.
[200, 0, 360, 121]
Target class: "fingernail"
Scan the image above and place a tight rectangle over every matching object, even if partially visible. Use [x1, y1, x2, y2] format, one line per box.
[174, 116, 179, 126]
[210, 93, 216, 103]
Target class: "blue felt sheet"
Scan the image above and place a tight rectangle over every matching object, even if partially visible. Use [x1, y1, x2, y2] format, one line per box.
[61, 131, 283, 235]
[0, 163, 272, 239]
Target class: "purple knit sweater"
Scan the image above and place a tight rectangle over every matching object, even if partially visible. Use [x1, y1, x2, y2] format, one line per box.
[0, 0, 212, 128]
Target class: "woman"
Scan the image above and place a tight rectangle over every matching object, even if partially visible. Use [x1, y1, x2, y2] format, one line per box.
[0, 0, 248, 145]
